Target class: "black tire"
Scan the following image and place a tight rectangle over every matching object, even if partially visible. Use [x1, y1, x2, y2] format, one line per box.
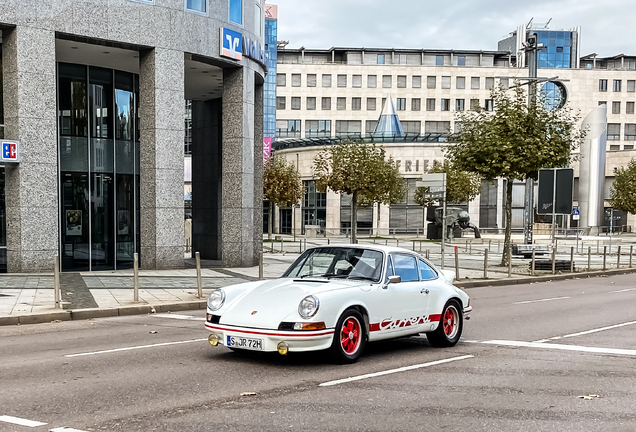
[426, 299, 463, 347]
[330, 308, 367, 364]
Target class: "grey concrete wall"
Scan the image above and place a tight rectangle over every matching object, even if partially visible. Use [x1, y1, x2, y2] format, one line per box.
[2, 26, 58, 272]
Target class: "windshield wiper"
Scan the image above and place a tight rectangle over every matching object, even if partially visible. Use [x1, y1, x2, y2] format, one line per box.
[347, 275, 377, 281]
[319, 273, 348, 279]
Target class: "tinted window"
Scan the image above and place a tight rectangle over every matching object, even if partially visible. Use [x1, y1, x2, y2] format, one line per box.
[392, 255, 419, 282]
[419, 259, 437, 280]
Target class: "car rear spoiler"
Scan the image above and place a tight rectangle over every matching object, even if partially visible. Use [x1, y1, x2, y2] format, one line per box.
[440, 269, 456, 283]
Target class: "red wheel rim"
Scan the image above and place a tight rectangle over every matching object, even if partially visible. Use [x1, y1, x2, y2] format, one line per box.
[340, 317, 361, 354]
[443, 306, 459, 339]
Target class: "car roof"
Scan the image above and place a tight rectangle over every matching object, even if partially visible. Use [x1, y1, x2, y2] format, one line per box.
[307, 243, 423, 255]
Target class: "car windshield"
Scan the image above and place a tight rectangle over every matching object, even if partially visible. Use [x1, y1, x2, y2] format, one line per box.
[284, 247, 384, 282]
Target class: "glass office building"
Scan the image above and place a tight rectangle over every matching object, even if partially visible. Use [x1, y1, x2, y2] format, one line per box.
[264, 8, 278, 141]
[536, 30, 573, 68]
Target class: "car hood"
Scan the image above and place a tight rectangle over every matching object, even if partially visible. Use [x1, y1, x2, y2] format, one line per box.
[218, 277, 369, 328]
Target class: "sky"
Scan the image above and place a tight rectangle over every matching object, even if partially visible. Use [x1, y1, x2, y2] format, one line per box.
[268, 0, 635, 57]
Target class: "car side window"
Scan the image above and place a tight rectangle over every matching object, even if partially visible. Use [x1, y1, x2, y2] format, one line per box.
[391, 254, 419, 282]
[418, 259, 438, 280]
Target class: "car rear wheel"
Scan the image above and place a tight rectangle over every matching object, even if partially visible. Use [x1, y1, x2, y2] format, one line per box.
[330, 308, 366, 364]
[426, 299, 463, 347]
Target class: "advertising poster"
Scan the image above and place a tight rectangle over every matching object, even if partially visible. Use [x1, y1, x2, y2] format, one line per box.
[263, 137, 272, 162]
[66, 210, 82, 236]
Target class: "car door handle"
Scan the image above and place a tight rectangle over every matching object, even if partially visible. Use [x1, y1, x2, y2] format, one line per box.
[420, 288, 429, 294]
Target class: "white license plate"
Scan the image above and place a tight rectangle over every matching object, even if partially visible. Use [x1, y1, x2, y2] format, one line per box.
[226, 335, 263, 351]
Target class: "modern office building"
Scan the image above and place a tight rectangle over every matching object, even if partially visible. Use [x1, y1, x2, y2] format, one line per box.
[0, 0, 266, 272]
[272, 23, 636, 237]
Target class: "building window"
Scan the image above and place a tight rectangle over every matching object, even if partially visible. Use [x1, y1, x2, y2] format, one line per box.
[607, 123, 620, 140]
[367, 75, 377, 88]
[306, 74, 317, 87]
[441, 76, 451, 89]
[412, 76, 421, 88]
[610, 145, 620, 151]
[402, 121, 421, 134]
[228, 0, 241, 23]
[306, 97, 316, 110]
[321, 97, 331, 110]
[352, 74, 362, 87]
[352, 97, 362, 111]
[291, 73, 301, 87]
[470, 99, 480, 110]
[322, 74, 332, 87]
[457, 55, 466, 66]
[613, 80, 622, 92]
[599, 79, 608, 92]
[291, 97, 301, 110]
[485, 99, 493, 111]
[396, 98, 406, 111]
[485, 77, 495, 90]
[425, 121, 450, 133]
[367, 98, 376, 111]
[276, 73, 286, 87]
[186, 0, 206, 14]
[276, 96, 285, 110]
[625, 124, 636, 140]
[456, 76, 465, 89]
[427, 76, 436, 89]
[377, 54, 385, 65]
[627, 80, 635, 92]
[441, 99, 450, 111]
[426, 98, 435, 111]
[275, 119, 301, 138]
[411, 98, 421, 111]
[335, 120, 362, 136]
[382, 75, 392, 88]
[337, 97, 346, 110]
[435, 55, 444, 66]
[612, 101, 621, 114]
[337, 74, 347, 87]
[365, 120, 377, 134]
[305, 120, 331, 137]
[397, 75, 407, 88]
[627, 102, 635, 114]
[599, 101, 607, 106]
[500, 78, 509, 89]
[456, 99, 465, 111]
[471, 77, 480, 89]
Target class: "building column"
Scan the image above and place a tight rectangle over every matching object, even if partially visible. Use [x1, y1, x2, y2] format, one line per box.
[3, 27, 58, 272]
[253, 81, 264, 262]
[139, 48, 184, 269]
[222, 67, 257, 267]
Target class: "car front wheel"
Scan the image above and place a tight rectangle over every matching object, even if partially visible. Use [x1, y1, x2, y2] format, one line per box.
[426, 299, 463, 347]
[330, 308, 366, 364]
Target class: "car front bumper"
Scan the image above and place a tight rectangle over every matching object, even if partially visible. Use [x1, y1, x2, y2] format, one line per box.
[205, 322, 335, 353]
[463, 306, 473, 320]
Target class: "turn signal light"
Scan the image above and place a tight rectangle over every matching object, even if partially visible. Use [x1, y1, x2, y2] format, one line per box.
[299, 322, 326, 331]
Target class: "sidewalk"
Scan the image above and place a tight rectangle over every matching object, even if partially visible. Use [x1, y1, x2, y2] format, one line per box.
[1, 239, 636, 326]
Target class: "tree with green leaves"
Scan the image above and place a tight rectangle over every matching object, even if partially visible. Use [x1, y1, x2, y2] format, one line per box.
[610, 158, 636, 215]
[414, 160, 481, 208]
[313, 140, 406, 243]
[263, 155, 304, 240]
[446, 83, 586, 265]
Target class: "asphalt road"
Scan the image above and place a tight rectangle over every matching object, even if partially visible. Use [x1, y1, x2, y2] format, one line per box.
[1, 273, 635, 432]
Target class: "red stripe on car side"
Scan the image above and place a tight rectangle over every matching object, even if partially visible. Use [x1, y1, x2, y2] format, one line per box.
[205, 323, 334, 337]
[429, 314, 442, 322]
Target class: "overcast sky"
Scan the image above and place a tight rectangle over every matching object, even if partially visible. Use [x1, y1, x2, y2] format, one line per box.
[269, 0, 635, 57]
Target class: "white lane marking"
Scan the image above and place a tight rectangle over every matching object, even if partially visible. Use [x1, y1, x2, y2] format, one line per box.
[65, 339, 207, 357]
[534, 320, 636, 343]
[50, 428, 89, 432]
[319, 355, 474, 387]
[0, 415, 47, 427]
[481, 340, 636, 356]
[153, 313, 204, 321]
[513, 296, 570, 305]
[609, 288, 636, 294]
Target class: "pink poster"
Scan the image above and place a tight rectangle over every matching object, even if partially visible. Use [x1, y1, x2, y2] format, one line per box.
[263, 137, 272, 162]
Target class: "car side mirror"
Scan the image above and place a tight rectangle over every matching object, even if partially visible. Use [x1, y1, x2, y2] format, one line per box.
[388, 275, 401, 284]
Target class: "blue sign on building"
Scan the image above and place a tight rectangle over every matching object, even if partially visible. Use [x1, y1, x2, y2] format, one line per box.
[220, 27, 243, 61]
[1, 140, 20, 163]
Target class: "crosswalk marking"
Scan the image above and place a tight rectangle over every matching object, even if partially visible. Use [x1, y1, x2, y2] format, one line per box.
[0, 415, 47, 427]
[50, 427, 89, 432]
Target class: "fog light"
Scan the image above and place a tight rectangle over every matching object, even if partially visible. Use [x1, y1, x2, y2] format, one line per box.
[277, 341, 289, 355]
[208, 334, 219, 346]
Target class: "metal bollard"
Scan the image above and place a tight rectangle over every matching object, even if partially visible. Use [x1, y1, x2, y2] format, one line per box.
[469, 241, 472, 255]
[259, 251, 263, 280]
[498, 240, 501, 254]
[412, 240, 415, 251]
[488, 239, 491, 252]
[551, 246, 556, 275]
[134, 252, 139, 303]
[54, 255, 61, 309]
[385, 239, 388, 246]
[426, 249, 429, 260]
[419, 240, 422, 253]
[617, 245, 621, 269]
[483, 249, 488, 279]
[270, 240, 274, 253]
[603, 246, 607, 270]
[327, 238, 330, 245]
[508, 244, 512, 278]
[280, 239, 284, 253]
[299, 239, 302, 254]
[531, 249, 535, 276]
[587, 246, 591, 271]
[630, 245, 633, 268]
[454, 246, 459, 280]
[397, 239, 399, 248]
[570, 246, 574, 273]
[196, 251, 202, 299]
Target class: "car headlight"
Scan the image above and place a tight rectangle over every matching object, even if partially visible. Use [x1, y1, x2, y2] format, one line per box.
[207, 289, 225, 311]
[298, 295, 320, 319]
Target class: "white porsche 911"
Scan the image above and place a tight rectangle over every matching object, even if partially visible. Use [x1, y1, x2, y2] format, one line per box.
[205, 245, 472, 363]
